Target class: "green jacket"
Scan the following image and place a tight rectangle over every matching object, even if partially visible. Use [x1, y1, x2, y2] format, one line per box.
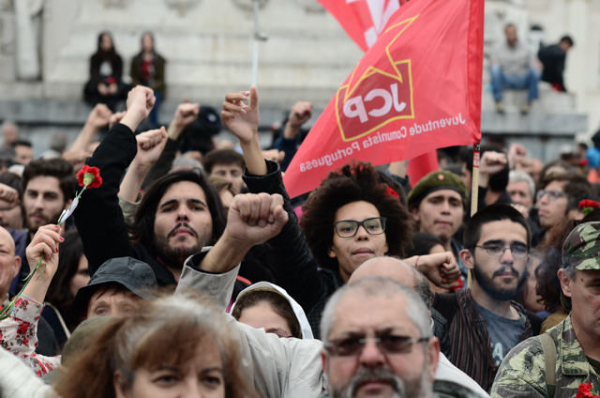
[491, 315, 599, 397]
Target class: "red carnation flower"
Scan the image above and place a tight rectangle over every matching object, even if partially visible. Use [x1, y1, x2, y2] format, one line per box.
[579, 200, 600, 209]
[579, 199, 600, 217]
[577, 382, 600, 398]
[76, 165, 103, 189]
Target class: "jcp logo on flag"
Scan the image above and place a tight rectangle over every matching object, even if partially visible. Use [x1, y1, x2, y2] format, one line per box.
[336, 16, 417, 141]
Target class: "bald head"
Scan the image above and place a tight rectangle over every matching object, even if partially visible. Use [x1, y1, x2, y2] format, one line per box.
[350, 256, 433, 310]
[0, 226, 15, 254]
[350, 257, 418, 287]
[0, 225, 19, 299]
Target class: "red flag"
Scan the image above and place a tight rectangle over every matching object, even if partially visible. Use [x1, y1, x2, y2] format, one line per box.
[283, 0, 483, 198]
[407, 151, 439, 185]
[317, 0, 401, 51]
[320, 0, 439, 185]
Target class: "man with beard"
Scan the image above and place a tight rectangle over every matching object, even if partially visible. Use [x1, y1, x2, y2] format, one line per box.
[177, 251, 490, 397]
[10, 158, 75, 294]
[75, 85, 286, 285]
[433, 204, 541, 392]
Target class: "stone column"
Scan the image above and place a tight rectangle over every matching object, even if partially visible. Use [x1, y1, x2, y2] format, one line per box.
[14, 0, 43, 80]
[565, 0, 589, 108]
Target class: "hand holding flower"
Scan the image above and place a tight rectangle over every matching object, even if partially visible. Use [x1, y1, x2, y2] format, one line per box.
[0, 165, 102, 319]
[23, 225, 63, 300]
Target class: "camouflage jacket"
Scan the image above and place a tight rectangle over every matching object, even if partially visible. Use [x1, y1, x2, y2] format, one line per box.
[491, 315, 599, 397]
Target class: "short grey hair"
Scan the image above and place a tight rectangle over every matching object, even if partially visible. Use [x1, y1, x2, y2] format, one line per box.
[509, 170, 535, 199]
[320, 276, 431, 343]
[171, 156, 205, 174]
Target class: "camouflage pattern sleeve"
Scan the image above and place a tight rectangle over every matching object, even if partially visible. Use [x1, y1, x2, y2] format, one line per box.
[490, 336, 549, 398]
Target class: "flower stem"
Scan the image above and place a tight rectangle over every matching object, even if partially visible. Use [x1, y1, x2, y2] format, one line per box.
[0, 186, 87, 320]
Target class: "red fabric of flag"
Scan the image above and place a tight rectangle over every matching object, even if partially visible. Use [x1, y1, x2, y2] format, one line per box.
[407, 151, 439, 186]
[284, 0, 483, 198]
[317, 0, 401, 51]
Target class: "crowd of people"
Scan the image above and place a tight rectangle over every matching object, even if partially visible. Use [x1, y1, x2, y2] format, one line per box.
[0, 29, 598, 398]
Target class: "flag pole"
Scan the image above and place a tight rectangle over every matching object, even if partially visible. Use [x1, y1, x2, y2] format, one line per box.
[251, 0, 267, 88]
[470, 142, 481, 217]
[467, 142, 481, 288]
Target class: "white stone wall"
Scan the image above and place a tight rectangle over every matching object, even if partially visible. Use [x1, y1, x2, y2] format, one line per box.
[525, 0, 600, 136]
[33, 0, 363, 108]
[1, 0, 597, 138]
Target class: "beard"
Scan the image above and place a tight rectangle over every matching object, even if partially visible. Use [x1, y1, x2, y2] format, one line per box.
[472, 261, 527, 301]
[153, 222, 208, 269]
[27, 208, 64, 234]
[331, 366, 432, 398]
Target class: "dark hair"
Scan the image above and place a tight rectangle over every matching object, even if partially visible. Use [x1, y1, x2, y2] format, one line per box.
[406, 232, 443, 257]
[11, 139, 32, 149]
[202, 149, 244, 174]
[131, 170, 226, 254]
[535, 247, 564, 312]
[539, 161, 574, 189]
[515, 249, 542, 309]
[231, 290, 302, 339]
[301, 162, 412, 274]
[377, 170, 407, 206]
[463, 204, 531, 250]
[537, 207, 600, 311]
[540, 172, 593, 214]
[462, 145, 508, 193]
[0, 171, 23, 200]
[560, 35, 574, 47]
[563, 176, 594, 213]
[96, 31, 116, 55]
[140, 31, 154, 48]
[22, 158, 76, 202]
[46, 229, 86, 316]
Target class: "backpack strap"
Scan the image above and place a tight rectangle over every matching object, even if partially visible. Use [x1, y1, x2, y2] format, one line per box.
[539, 333, 557, 397]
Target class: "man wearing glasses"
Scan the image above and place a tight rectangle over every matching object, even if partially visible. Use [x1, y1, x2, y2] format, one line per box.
[320, 276, 439, 397]
[433, 204, 542, 392]
[179, 254, 489, 397]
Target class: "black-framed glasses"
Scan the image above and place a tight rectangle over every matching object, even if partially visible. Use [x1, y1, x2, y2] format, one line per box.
[474, 242, 529, 259]
[324, 334, 430, 357]
[333, 217, 387, 238]
[536, 189, 567, 202]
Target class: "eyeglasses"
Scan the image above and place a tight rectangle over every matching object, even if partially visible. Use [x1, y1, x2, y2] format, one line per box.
[474, 242, 529, 259]
[324, 334, 430, 357]
[333, 217, 387, 238]
[536, 189, 567, 202]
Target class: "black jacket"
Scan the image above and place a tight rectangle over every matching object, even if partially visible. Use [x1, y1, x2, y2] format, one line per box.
[74, 123, 176, 286]
[244, 161, 342, 338]
[538, 44, 568, 92]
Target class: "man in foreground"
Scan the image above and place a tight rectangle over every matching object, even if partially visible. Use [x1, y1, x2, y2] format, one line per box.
[492, 221, 600, 397]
